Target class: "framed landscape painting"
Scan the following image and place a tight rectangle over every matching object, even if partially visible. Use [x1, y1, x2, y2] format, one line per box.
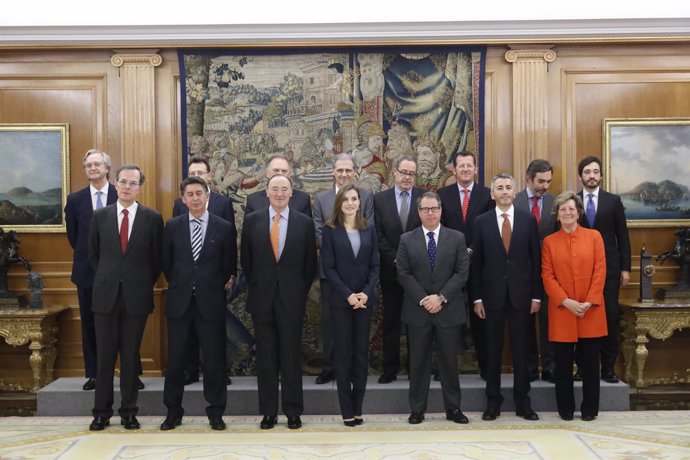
[603, 118, 690, 228]
[0, 124, 69, 233]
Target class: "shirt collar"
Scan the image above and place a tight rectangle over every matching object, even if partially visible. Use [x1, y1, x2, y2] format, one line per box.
[90, 183, 109, 195]
[270, 206, 289, 220]
[495, 205, 514, 218]
[189, 209, 209, 223]
[456, 182, 475, 193]
[117, 200, 138, 215]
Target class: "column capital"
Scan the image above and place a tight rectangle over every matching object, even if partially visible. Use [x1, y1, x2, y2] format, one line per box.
[504, 47, 556, 63]
[111, 50, 162, 68]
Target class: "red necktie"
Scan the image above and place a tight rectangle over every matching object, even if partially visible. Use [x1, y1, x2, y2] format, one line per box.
[501, 213, 511, 252]
[462, 188, 470, 221]
[531, 196, 541, 225]
[120, 208, 129, 254]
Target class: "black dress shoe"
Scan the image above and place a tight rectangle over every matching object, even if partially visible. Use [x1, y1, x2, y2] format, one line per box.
[433, 373, 441, 381]
[446, 408, 469, 424]
[343, 419, 357, 427]
[581, 414, 596, 421]
[260, 415, 277, 429]
[408, 412, 424, 424]
[209, 416, 226, 430]
[529, 372, 540, 382]
[184, 372, 200, 386]
[89, 416, 110, 431]
[541, 370, 555, 383]
[226, 375, 233, 385]
[315, 370, 334, 384]
[573, 369, 582, 381]
[516, 408, 539, 420]
[121, 415, 140, 430]
[482, 409, 500, 421]
[560, 413, 574, 421]
[378, 373, 396, 384]
[82, 378, 96, 391]
[160, 414, 182, 430]
[287, 415, 302, 429]
[137, 378, 145, 390]
[601, 369, 620, 384]
[354, 417, 363, 426]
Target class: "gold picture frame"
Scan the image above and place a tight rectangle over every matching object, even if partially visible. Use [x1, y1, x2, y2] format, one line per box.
[0, 123, 70, 233]
[603, 117, 690, 228]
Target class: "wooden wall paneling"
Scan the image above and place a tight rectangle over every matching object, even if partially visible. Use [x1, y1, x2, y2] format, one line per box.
[484, 46, 514, 184]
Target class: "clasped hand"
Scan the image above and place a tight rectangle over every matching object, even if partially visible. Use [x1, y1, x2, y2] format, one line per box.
[347, 292, 368, 309]
[562, 298, 591, 318]
[421, 294, 444, 314]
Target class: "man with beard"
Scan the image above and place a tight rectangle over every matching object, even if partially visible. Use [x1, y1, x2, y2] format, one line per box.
[414, 137, 452, 191]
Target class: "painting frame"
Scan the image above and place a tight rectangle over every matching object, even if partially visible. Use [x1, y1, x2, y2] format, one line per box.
[603, 117, 690, 228]
[0, 123, 70, 233]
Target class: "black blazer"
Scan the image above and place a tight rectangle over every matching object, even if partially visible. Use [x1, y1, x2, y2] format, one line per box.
[513, 189, 557, 242]
[173, 191, 236, 235]
[65, 184, 117, 287]
[470, 208, 542, 311]
[321, 225, 379, 309]
[240, 207, 317, 318]
[162, 213, 237, 321]
[89, 203, 163, 316]
[245, 189, 313, 218]
[438, 182, 494, 246]
[578, 189, 632, 279]
[373, 187, 425, 283]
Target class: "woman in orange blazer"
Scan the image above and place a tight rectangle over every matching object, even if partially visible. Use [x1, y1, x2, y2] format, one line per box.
[542, 191, 607, 422]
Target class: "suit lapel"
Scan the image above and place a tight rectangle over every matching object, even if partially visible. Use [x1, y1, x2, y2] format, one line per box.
[414, 228, 433, 275]
[386, 189, 404, 234]
[126, 204, 145, 253]
[198, 214, 215, 261]
[335, 226, 357, 261]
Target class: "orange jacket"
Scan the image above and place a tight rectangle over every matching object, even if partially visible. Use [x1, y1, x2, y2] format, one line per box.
[542, 225, 607, 342]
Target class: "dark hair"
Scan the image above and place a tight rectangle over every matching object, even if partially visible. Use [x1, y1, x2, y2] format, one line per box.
[552, 191, 584, 219]
[116, 164, 145, 185]
[179, 175, 209, 195]
[526, 159, 553, 180]
[416, 191, 442, 209]
[326, 184, 368, 230]
[453, 151, 476, 168]
[577, 156, 602, 177]
[393, 155, 416, 170]
[188, 155, 211, 173]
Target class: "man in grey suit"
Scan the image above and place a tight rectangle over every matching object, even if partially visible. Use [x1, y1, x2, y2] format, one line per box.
[513, 159, 557, 383]
[313, 153, 374, 384]
[88, 164, 163, 431]
[396, 191, 470, 425]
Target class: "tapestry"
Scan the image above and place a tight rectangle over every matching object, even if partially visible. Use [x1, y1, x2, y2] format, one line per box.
[179, 47, 486, 376]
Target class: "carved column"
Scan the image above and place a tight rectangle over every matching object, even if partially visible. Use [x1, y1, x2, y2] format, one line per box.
[505, 47, 556, 180]
[111, 50, 162, 207]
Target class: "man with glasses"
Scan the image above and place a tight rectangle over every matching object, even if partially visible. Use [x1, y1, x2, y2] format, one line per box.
[396, 191, 470, 425]
[65, 149, 117, 392]
[373, 155, 425, 384]
[88, 164, 163, 431]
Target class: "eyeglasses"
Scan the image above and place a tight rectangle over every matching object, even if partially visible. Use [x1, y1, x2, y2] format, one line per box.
[84, 162, 104, 168]
[189, 170, 210, 177]
[396, 169, 417, 177]
[419, 206, 441, 214]
[117, 179, 140, 187]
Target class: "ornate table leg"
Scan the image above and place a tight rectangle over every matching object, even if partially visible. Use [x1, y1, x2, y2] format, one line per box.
[28, 332, 46, 393]
[634, 326, 650, 388]
[44, 323, 59, 385]
[620, 314, 636, 384]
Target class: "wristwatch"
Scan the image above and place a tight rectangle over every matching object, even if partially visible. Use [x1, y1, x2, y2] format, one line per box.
[438, 294, 448, 304]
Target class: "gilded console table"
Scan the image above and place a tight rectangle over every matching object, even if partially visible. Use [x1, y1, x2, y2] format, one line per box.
[0, 305, 68, 392]
[620, 301, 690, 388]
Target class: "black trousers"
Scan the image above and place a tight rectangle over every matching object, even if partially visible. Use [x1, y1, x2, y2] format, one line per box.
[163, 297, 226, 418]
[553, 338, 601, 417]
[77, 286, 98, 378]
[92, 289, 147, 418]
[380, 279, 408, 377]
[601, 277, 621, 370]
[252, 295, 304, 417]
[319, 279, 334, 373]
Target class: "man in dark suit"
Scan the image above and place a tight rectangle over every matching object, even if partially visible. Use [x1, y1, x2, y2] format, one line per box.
[396, 191, 470, 425]
[241, 174, 317, 430]
[472, 173, 542, 422]
[65, 149, 117, 391]
[161, 176, 237, 431]
[244, 155, 312, 217]
[313, 153, 373, 384]
[437, 151, 494, 377]
[172, 155, 236, 386]
[514, 159, 557, 383]
[373, 155, 424, 384]
[88, 164, 163, 431]
[578, 155, 631, 383]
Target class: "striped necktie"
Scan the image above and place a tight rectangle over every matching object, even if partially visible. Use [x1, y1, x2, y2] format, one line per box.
[191, 218, 203, 261]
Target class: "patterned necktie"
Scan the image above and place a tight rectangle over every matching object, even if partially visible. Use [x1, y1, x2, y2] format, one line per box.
[271, 213, 281, 261]
[399, 191, 409, 230]
[462, 188, 470, 221]
[427, 231, 437, 270]
[501, 213, 511, 252]
[191, 218, 203, 262]
[120, 209, 129, 254]
[586, 193, 596, 227]
[96, 191, 104, 210]
[531, 196, 541, 225]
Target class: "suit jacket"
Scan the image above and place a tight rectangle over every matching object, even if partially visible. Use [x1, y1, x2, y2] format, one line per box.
[374, 187, 424, 283]
[245, 188, 312, 218]
[173, 190, 236, 235]
[89, 203, 163, 316]
[321, 225, 379, 309]
[396, 226, 469, 327]
[162, 213, 237, 321]
[542, 226, 607, 342]
[314, 186, 374, 278]
[470, 208, 542, 311]
[578, 189, 632, 279]
[65, 184, 117, 287]
[438, 182, 494, 247]
[240, 207, 317, 318]
[514, 189, 557, 242]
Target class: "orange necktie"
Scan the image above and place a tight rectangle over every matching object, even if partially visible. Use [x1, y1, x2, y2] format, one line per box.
[501, 213, 511, 252]
[271, 213, 281, 261]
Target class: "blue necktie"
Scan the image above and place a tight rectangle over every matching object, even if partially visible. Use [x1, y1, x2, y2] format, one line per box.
[95, 191, 104, 210]
[427, 231, 436, 270]
[586, 193, 596, 227]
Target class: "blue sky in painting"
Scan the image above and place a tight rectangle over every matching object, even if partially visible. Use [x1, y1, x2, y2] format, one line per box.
[0, 131, 62, 193]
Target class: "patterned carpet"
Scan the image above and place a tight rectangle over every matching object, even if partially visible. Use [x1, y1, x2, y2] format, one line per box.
[1, 411, 690, 459]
